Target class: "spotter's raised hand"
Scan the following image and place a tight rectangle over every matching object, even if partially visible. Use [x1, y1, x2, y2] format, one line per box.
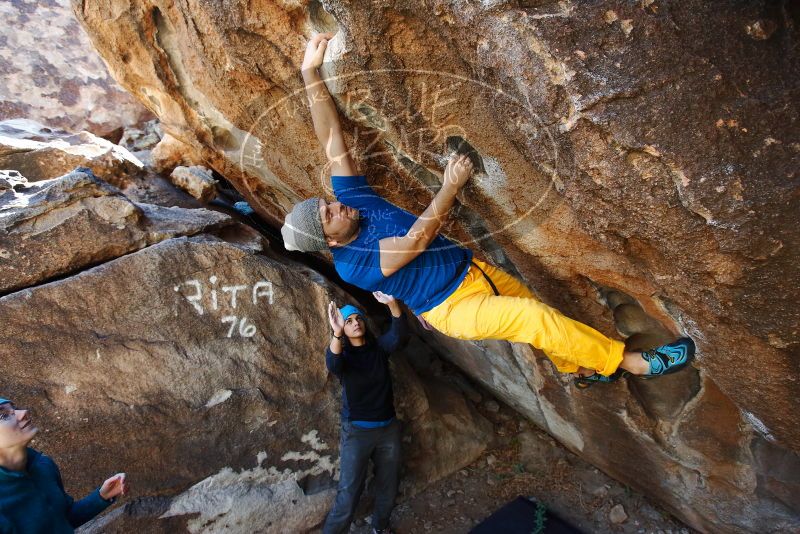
[99, 473, 128, 501]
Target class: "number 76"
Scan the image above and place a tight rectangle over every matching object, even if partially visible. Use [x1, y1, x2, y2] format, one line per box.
[221, 316, 257, 338]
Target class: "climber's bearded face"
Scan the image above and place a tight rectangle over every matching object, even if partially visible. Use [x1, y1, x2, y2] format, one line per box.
[319, 198, 360, 246]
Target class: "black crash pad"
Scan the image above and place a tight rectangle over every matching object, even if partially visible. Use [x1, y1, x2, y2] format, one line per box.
[470, 496, 582, 534]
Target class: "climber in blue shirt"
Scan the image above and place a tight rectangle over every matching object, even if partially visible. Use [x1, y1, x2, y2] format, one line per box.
[281, 33, 696, 388]
[0, 397, 128, 533]
[322, 292, 408, 534]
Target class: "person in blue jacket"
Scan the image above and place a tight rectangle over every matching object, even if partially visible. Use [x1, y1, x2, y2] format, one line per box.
[323, 291, 408, 534]
[0, 397, 128, 533]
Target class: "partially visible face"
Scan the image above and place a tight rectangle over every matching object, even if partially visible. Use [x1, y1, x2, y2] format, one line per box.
[343, 313, 366, 339]
[319, 199, 360, 245]
[0, 402, 38, 449]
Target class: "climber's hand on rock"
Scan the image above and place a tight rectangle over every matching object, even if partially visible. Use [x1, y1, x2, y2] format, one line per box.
[442, 153, 474, 192]
[302, 32, 334, 74]
[328, 300, 344, 335]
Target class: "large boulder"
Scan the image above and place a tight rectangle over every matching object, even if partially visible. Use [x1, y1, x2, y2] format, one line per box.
[0, 118, 208, 208]
[0, 167, 231, 294]
[0, 119, 144, 183]
[0, 0, 151, 137]
[422, 332, 800, 533]
[0, 126, 493, 530]
[71, 1, 799, 531]
[1, 232, 492, 532]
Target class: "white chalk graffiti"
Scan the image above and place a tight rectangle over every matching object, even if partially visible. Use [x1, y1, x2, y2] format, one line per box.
[174, 277, 274, 338]
[221, 316, 256, 338]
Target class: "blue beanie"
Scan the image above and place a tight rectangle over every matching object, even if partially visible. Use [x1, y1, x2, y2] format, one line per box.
[339, 304, 364, 320]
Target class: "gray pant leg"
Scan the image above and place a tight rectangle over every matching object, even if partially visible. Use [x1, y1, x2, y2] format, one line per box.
[323, 422, 373, 534]
[370, 420, 402, 530]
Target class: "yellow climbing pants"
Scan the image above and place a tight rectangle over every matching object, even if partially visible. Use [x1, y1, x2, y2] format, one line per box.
[421, 259, 625, 375]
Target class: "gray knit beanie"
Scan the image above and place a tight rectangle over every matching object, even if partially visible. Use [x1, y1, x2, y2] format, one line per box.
[281, 197, 327, 252]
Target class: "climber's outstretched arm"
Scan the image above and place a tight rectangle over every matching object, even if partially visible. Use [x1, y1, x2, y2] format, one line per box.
[379, 154, 473, 277]
[301, 33, 357, 177]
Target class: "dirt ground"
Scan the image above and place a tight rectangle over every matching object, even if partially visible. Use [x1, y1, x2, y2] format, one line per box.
[347, 401, 693, 534]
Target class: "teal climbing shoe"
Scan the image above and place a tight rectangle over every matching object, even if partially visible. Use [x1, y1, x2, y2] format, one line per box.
[574, 369, 628, 389]
[639, 337, 696, 378]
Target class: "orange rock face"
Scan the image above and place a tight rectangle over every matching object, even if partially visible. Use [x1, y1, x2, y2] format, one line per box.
[71, 0, 798, 531]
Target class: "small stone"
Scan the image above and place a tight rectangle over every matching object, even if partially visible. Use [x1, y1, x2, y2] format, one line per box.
[446, 489, 456, 498]
[119, 119, 162, 152]
[604, 10, 618, 24]
[169, 165, 218, 203]
[151, 133, 202, 173]
[745, 19, 777, 40]
[486, 454, 497, 466]
[609, 504, 628, 524]
[460, 469, 469, 477]
[620, 19, 634, 36]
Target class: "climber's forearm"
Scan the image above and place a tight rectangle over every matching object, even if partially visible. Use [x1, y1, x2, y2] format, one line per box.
[302, 70, 342, 148]
[302, 69, 356, 174]
[378, 183, 459, 277]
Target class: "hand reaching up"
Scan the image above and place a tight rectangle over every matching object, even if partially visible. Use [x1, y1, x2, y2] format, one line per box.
[302, 32, 335, 73]
[328, 300, 344, 335]
[99, 473, 128, 501]
[374, 291, 402, 318]
[372, 291, 396, 305]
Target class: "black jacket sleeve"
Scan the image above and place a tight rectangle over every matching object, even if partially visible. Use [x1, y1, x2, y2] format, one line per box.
[52, 459, 112, 528]
[377, 314, 408, 355]
[326, 347, 345, 376]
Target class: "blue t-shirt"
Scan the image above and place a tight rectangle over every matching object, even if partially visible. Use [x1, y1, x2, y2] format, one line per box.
[331, 176, 472, 314]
